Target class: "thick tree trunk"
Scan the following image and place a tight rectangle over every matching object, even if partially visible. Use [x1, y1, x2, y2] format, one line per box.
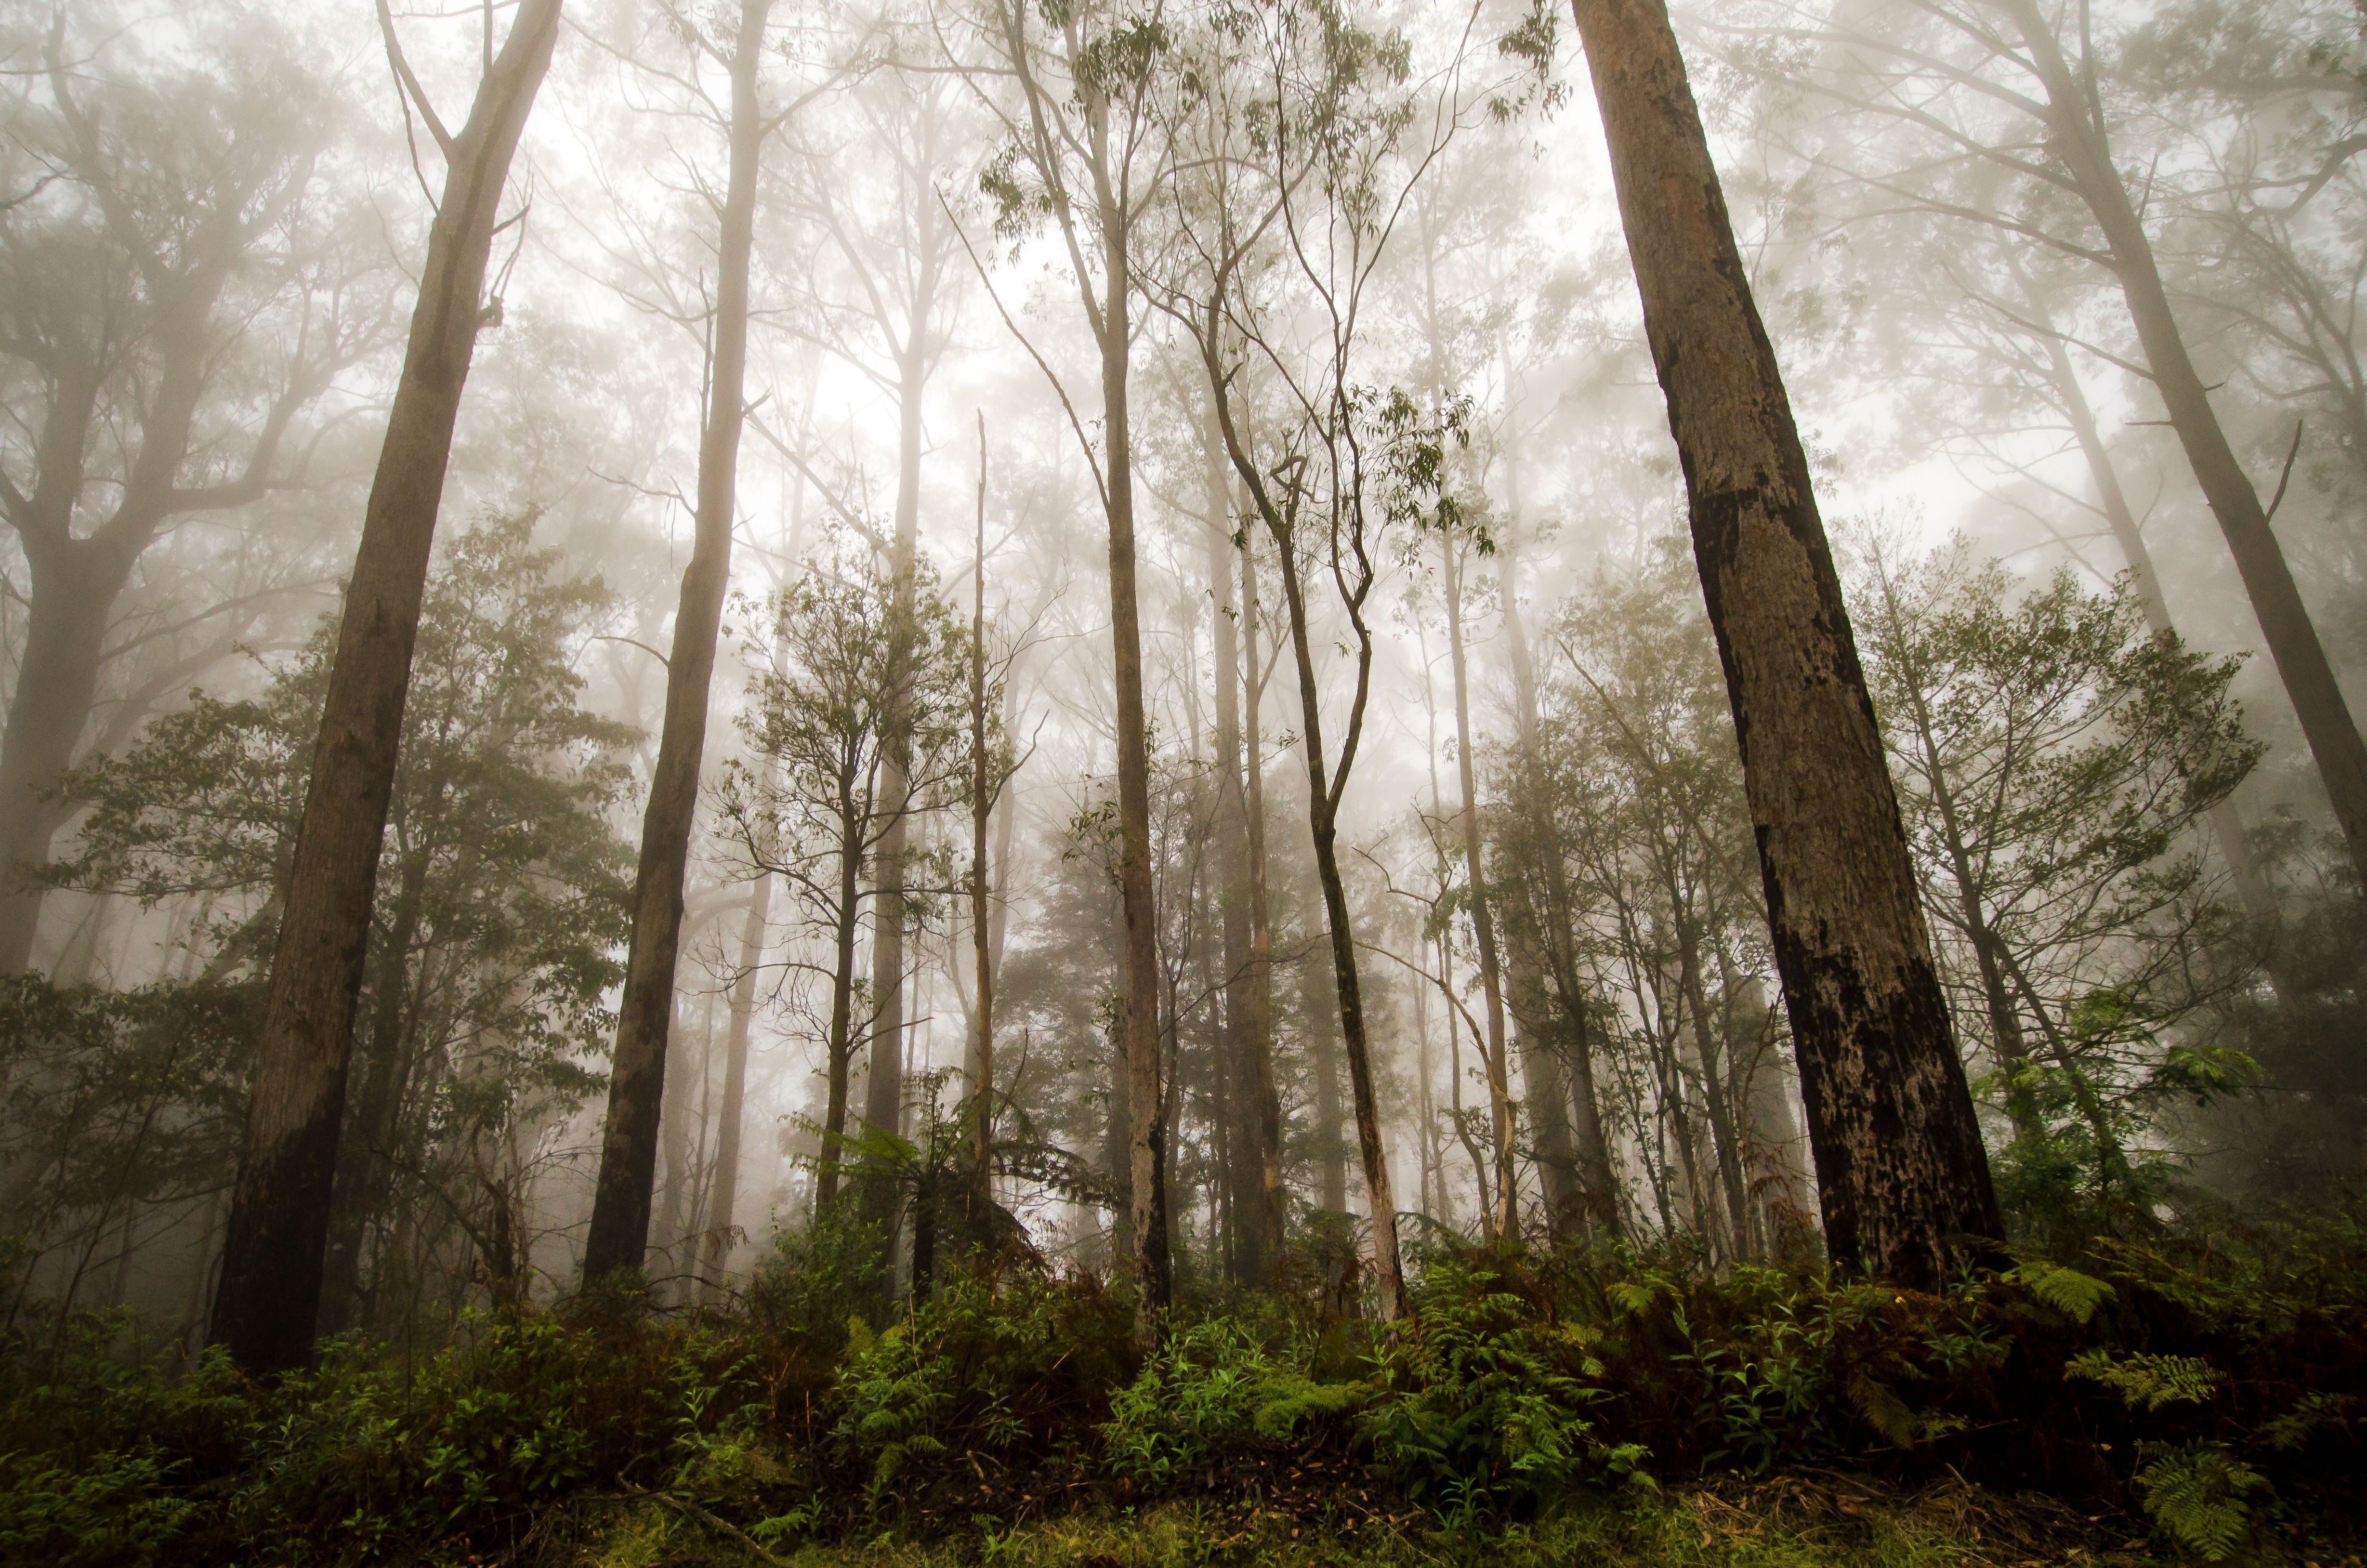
[699, 873, 770, 1304]
[1569, 0, 2000, 1289]
[1441, 537, 1518, 1237]
[211, 0, 563, 1371]
[1495, 532, 1619, 1233]
[1999, 0, 2367, 896]
[582, 0, 767, 1284]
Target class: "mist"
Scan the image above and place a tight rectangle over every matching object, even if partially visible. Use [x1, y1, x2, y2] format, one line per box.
[2, 0, 2362, 1561]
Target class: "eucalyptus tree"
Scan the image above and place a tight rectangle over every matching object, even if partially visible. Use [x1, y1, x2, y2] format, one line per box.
[963, 0, 1184, 1309]
[586, 0, 826, 1289]
[1161, 0, 1507, 1318]
[214, 0, 564, 1373]
[0, 9, 389, 974]
[1566, 0, 2001, 1287]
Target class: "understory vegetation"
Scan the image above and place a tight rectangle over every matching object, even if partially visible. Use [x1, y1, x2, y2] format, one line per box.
[5, 1212, 2361, 1568]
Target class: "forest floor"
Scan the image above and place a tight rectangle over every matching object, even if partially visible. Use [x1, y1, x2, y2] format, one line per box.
[562, 1478, 2234, 1568]
[8, 1221, 2364, 1567]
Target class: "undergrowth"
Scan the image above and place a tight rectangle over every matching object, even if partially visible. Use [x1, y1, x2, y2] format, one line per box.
[2, 1212, 2362, 1567]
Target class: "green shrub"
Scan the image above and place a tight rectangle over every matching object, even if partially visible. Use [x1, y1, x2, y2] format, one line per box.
[1364, 1259, 1643, 1528]
[0, 1448, 194, 1568]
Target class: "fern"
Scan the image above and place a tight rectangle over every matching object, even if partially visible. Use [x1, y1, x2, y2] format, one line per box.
[2065, 1349, 2220, 1411]
[2255, 1391, 2358, 1452]
[1844, 1371, 1965, 1449]
[2136, 1443, 2265, 1562]
[2007, 1260, 2116, 1324]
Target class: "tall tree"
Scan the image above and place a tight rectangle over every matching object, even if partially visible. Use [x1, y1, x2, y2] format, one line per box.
[1566, 0, 2001, 1288]
[974, 0, 1176, 1310]
[210, 0, 564, 1372]
[1439, 530, 1517, 1236]
[1201, 382, 1283, 1281]
[583, 0, 779, 1284]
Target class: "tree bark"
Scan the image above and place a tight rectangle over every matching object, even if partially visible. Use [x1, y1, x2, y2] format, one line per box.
[815, 787, 865, 1217]
[1568, 0, 2000, 1289]
[1089, 153, 1170, 1318]
[582, 0, 768, 1284]
[210, 0, 563, 1371]
[1999, 0, 2367, 896]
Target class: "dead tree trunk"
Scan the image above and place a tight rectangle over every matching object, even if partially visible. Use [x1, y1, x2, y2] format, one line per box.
[210, 0, 564, 1372]
[1567, 0, 2000, 1289]
[582, 0, 771, 1284]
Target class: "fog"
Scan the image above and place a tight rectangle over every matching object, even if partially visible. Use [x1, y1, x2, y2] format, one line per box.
[3, 0, 2358, 1372]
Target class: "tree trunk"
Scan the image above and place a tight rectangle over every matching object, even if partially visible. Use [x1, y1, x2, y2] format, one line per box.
[1203, 389, 1275, 1283]
[699, 873, 771, 1304]
[1269, 520, 1407, 1319]
[1494, 534, 1591, 1233]
[1095, 186, 1170, 1316]
[318, 836, 433, 1332]
[969, 422, 997, 1216]
[1999, 0, 2367, 896]
[857, 343, 925, 1242]
[581, 0, 768, 1285]
[1238, 525, 1286, 1269]
[1568, 0, 2000, 1290]
[815, 788, 865, 1217]
[0, 555, 128, 972]
[1441, 536, 1518, 1237]
[211, 0, 563, 1372]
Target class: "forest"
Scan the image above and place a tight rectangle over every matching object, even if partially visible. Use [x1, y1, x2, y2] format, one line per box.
[0, 0, 2363, 1562]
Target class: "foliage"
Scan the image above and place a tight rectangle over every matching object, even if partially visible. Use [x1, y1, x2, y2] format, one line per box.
[2134, 1443, 2267, 1562]
[3, 1227, 2364, 1560]
[1363, 1258, 1635, 1527]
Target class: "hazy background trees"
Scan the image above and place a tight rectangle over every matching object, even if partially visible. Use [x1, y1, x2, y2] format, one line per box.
[4, 0, 2361, 1351]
